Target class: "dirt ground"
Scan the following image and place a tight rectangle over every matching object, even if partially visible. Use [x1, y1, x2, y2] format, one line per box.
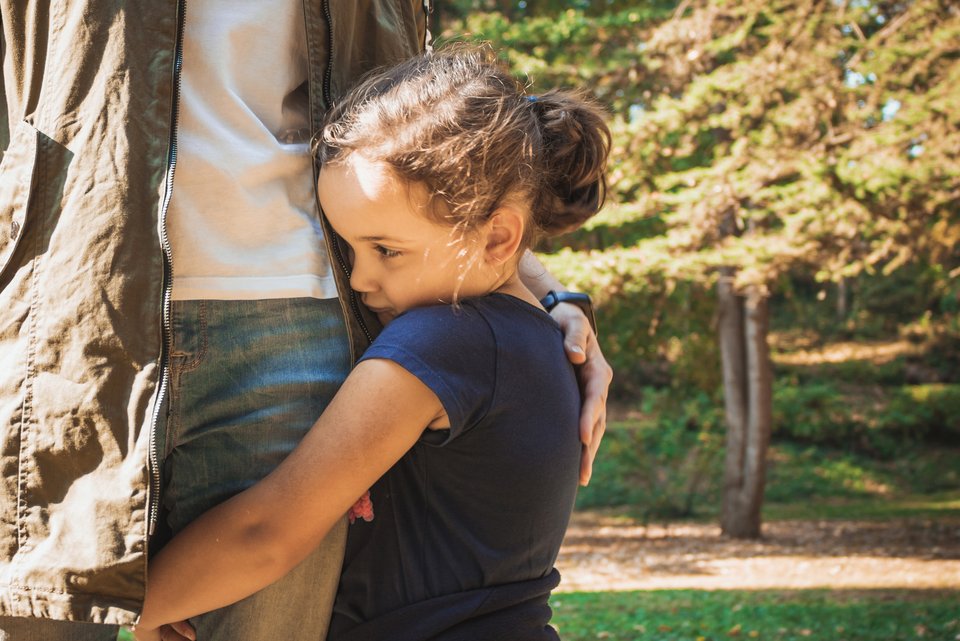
[555, 511, 960, 593]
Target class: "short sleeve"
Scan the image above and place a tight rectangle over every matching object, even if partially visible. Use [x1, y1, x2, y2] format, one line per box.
[358, 304, 497, 441]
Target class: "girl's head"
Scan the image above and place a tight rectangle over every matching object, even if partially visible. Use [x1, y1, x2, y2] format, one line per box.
[315, 43, 610, 321]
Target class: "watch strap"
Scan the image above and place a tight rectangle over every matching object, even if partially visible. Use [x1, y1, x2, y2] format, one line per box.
[539, 290, 598, 337]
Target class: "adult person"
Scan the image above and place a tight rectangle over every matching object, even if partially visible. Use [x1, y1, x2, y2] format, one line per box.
[0, 3, 611, 641]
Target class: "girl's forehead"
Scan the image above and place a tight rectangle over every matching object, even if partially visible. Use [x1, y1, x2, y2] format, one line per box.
[318, 157, 448, 240]
[342, 155, 397, 198]
[319, 155, 397, 201]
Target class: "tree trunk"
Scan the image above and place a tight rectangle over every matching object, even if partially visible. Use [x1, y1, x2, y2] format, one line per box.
[718, 273, 773, 539]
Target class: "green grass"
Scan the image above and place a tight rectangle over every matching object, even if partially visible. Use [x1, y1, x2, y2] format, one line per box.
[117, 590, 960, 641]
[550, 589, 960, 641]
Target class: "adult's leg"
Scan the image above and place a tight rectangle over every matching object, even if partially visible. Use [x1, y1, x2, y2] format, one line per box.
[159, 298, 351, 641]
[0, 617, 117, 641]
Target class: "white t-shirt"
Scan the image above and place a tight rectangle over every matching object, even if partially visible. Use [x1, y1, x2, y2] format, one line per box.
[167, 1, 337, 301]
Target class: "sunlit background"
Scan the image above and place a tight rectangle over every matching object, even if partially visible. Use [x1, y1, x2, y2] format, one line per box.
[437, 1, 959, 639]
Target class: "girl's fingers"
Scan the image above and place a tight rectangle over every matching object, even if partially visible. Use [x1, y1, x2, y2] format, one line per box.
[168, 621, 197, 641]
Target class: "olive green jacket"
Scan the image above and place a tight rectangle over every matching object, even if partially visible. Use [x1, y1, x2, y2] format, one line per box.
[0, 0, 428, 624]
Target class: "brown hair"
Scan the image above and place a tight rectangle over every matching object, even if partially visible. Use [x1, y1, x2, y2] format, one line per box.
[314, 43, 610, 245]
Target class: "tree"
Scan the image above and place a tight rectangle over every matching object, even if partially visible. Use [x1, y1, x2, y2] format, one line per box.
[717, 273, 771, 537]
[441, 0, 960, 536]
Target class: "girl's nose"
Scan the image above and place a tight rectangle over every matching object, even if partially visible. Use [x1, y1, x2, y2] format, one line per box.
[349, 264, 377, 293]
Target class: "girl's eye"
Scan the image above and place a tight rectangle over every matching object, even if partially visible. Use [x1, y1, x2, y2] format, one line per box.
[375, 245, 401, 259]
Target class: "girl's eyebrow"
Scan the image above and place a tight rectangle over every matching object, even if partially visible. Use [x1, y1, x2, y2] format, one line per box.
[359, 235, 410, 244]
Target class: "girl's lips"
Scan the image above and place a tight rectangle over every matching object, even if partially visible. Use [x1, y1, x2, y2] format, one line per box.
[363, 302, 392, 315]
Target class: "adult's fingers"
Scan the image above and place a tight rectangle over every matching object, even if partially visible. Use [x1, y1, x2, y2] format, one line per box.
[551, 303, 590, 365]
[549, 299, 612, 484]
[576, 340, 612, 486]
[578, 377, 608, 485]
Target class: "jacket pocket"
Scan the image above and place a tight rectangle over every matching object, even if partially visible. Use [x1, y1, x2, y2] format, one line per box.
[0, 120, 40, 279]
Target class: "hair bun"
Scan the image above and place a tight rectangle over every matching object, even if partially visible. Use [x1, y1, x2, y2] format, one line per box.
[529, 89, 611, 237]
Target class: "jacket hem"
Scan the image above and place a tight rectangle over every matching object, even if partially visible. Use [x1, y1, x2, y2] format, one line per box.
[0, 586, 139, 626]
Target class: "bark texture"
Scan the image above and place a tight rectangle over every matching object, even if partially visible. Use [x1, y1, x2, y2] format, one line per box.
[718, 273, 773, 539]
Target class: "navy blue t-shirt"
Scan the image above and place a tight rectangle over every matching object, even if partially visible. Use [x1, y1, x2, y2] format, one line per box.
[328, 293, 581, 641]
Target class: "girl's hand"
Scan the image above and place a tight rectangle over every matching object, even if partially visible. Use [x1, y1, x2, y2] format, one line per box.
[550, 301, 612, 486]
[132, 621, 196, 641]
[130, 626, 160, 641]
[164, 621, 197, 641]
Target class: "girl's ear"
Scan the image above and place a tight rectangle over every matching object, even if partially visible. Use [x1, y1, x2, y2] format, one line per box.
[483, 206, 526, 265]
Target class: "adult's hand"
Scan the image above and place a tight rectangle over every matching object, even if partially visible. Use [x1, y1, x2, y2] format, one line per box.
[550, 301, 612, 486]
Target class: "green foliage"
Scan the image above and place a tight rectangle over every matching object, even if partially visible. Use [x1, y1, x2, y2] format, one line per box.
[577, 390, 724, 518]
[767, 444, 960, 511]
[550, 589, 960, 641]
[581, 387, 959, 515]
[884, 383, 960, 440]
[772, 262, 948, 341]
[438, 0, 670, 20]
[586, 413, 960, 514]
[772, 380, 861, 444]
[771, 380, 960, 456]
[763, 443, 891, 504]
[440, 7, 673, 114]
[443, 0, 960, 413]
[902, 313, 960, 382]
[540, 247, 721, 398]
[781, 356, 908, 387]
[613, 0, 960, 291]
[440, 3, 960, 534]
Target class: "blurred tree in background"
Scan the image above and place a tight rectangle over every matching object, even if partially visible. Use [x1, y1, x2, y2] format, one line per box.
[436, 0, 960, 536]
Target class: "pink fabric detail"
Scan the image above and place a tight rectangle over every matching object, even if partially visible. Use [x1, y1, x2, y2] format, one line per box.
[348, 490, 375, 524]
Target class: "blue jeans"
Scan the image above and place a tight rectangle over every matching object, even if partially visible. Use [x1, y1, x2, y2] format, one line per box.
[161, 298, 351, 640]
[0, 297, 352, 641]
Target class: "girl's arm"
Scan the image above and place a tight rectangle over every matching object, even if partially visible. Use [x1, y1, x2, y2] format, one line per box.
[135, 359, 443, 632]
[518, 250, 612, 486]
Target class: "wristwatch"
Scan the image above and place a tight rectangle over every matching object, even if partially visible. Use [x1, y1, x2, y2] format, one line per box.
[539, 290, 598, 337]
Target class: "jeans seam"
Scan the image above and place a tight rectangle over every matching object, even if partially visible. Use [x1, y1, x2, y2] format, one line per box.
[174, 300, 208, 373]
[164, 302, 208, 458]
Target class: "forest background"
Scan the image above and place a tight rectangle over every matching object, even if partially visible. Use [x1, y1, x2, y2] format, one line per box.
[434, 0, 959, 524]
[434, 1, 959, 638]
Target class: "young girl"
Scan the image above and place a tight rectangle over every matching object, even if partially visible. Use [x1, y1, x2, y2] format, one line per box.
[134, 43, 610, 641]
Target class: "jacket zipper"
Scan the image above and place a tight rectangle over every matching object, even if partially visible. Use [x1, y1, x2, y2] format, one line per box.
[315, 0, 372, 348]
[331, 230, 372, 346]
[148, 0, 186, 537]
[321, 0, 334, 111]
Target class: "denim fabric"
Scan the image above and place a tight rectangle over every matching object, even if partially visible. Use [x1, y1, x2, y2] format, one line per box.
[159, 297, 352, 641]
